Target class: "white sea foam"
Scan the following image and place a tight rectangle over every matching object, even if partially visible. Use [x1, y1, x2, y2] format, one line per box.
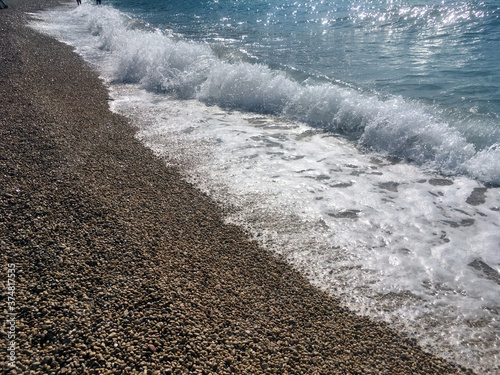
[30, 3, 500, 373]
[30, 1, 500, 185]
[113, 89, 500, 372]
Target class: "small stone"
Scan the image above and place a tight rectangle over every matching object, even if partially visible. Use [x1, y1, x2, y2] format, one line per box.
[466, 187, 487, 206]
[429, 178, 454, 186]
[328, 210, 361, 219]
[378, 182, 399, 192]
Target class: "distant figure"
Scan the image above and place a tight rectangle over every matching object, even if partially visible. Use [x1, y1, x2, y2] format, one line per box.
[0, 0, 8, 9]
[76, 0, 81, 5]
[96, 0, 101, 4]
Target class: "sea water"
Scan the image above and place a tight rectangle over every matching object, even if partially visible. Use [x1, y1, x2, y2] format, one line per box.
[29, 0, 500, 372]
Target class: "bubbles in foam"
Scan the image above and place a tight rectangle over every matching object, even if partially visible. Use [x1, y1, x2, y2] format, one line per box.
[464, 143, 500, 185]
[198, 62, 296, 113]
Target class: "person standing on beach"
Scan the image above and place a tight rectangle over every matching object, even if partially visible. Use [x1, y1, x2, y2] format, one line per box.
[76, 0, 81, 5]
[96, 0, 101, 4]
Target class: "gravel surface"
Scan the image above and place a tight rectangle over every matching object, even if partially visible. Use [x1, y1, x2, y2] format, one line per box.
[1, 1, 474, 374]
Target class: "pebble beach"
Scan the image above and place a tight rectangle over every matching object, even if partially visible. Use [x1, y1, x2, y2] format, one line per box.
[0, 1, 475, 374]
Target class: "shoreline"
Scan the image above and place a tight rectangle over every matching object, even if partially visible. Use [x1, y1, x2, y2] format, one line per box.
[1, 1, 474, 374]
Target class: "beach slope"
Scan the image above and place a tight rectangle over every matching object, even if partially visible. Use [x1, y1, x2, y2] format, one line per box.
[1, 1, 472, 374]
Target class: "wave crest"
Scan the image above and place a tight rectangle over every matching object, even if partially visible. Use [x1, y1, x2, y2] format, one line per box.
[78, 3, 499, 185]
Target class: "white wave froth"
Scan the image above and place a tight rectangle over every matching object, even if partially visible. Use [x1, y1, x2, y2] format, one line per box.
[61, 3, 500, 185]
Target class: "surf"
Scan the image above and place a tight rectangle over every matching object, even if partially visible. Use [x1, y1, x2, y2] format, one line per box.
[46, 2, 500, 186]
